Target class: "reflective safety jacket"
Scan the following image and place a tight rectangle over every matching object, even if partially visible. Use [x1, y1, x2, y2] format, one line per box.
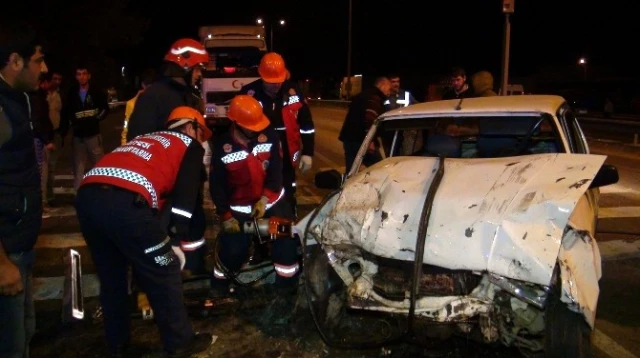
[210, 126, 284, 221]
[240, 80, 314, 168]
[60, 85, 109, 139]
[384, 89, 418, 111]
[121, 91, 141, 145]
[81, 131, 205, 244]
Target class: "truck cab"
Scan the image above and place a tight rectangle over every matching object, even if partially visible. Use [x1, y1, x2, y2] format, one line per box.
[199, 25, 267, 133]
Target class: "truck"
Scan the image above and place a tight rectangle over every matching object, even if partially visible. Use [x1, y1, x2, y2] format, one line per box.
[198, 25, 267, 131]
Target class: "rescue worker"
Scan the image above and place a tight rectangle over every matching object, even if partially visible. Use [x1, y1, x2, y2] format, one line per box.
[121, 70, 155, 145]
[239, 52, 315, 219]
[209, 95, 299, 323]
[126, 38, 208, 140]
[126, 39, 210, 276]
[75, 107, 214, 358]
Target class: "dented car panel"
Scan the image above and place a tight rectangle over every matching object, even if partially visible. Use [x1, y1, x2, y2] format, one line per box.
[310, 153, 605, 287]
[558, 229, 602, 328]
[299, 96, 612, 352]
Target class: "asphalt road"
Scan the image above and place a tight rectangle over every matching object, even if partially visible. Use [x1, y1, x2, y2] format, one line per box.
[29, 105, 640, 357]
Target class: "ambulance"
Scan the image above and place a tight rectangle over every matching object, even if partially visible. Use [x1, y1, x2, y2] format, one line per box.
[198, 25, 267, 131]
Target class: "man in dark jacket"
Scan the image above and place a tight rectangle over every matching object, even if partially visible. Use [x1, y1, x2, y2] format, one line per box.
[59, 65, 109, 191]
[125, 39, 210, 276]
[441, 67, 475, 100]
[126, 38, 207, 141]
[0, 34, 47, 358]
[338, 77, 391, 171]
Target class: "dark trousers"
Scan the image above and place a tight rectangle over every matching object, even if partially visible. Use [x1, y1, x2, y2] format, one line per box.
[282, 158, 297, 218]
[213, 200, 299, 288]
[0, 251, 35, 358]
[75, 185, 194, 352]
[183, 204, 207, 274]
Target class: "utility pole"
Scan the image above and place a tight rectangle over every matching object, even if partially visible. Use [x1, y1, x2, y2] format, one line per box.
[501, 0, 514, 96]
[346, 0, 353, 99]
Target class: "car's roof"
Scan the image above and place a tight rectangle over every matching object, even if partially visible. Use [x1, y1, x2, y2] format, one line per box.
[380, 95, 566, 119]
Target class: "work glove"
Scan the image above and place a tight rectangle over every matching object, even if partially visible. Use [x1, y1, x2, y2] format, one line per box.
[222, 217, 241, 233]
[299, 155, 313, 174]
[171, 245, 186, 270]
[251, 196, 269, 218]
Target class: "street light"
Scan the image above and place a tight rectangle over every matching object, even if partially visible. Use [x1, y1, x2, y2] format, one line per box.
[578, 57, 587, 81]
[346, 0, 353, 99]
[500, 0, 514, 96]
[256, 17, 286, 51]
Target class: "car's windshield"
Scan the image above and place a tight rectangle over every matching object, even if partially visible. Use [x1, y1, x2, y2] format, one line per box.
[375, 114, 564, 159]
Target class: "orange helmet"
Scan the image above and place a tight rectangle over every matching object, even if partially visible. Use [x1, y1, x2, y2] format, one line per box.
[227, 95, 270, 132]
[258, 52, 287, 83]
[285, 69, 291, 80]
[164, 38, 209, 70]
[166, 106, 212, 141]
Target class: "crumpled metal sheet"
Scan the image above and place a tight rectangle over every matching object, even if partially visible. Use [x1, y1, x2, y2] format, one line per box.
[301, 153, 605, 287]
[558, 228, 602, 328]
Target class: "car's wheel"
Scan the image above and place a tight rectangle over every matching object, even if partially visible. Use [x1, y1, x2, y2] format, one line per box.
[544, 289, 593, 357]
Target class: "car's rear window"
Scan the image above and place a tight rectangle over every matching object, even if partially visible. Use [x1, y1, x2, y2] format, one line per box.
[378, 114, 564, 158]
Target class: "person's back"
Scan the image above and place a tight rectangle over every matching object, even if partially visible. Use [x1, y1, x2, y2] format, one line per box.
[471, 71, 498, 97]
[339, 86, 387, 144]
[339, 77, 391, 170]
[126, 78, 193, 141]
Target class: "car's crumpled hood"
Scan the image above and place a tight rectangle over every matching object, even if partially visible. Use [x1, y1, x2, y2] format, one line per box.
[314, 153, 606, 286]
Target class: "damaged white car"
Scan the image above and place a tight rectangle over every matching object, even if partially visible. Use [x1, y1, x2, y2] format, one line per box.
[297, 95, 619, 356]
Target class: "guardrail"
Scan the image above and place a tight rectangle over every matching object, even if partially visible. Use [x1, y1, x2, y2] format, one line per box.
[577, 117, 640, 145]
[309, 99, 640, 146]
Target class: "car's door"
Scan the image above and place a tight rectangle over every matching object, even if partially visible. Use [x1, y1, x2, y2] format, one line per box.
[558, 104, 600, 234]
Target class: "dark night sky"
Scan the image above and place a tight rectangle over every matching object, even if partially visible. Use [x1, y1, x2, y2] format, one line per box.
[123, 0, 638, 82]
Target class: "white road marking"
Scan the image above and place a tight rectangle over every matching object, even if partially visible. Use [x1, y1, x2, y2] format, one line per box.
[593, 328, 639, 358]
[53, 187, 76, 195]
[33, 274, 100, 301]
[598, 206, 640, 219]
[36, 232, 85, 249]
[43, 205, 76, 218]
[599, 239, 640, 261]
[313, 151, 345, 172]
[599, 183, 638, 195]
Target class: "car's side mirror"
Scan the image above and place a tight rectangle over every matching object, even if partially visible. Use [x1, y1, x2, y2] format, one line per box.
[590, 164, 619, 189]
[315, 169, 343, 190]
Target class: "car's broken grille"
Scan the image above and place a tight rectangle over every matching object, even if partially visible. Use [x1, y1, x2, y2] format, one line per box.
[371, 258, 481, 300]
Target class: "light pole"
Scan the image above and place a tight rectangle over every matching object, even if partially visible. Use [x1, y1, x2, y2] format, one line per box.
[578, 57, 587, 81]
[346, 0, 353, 100]
[257, 17, 285, 51]
[500, 0, 514, 96]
